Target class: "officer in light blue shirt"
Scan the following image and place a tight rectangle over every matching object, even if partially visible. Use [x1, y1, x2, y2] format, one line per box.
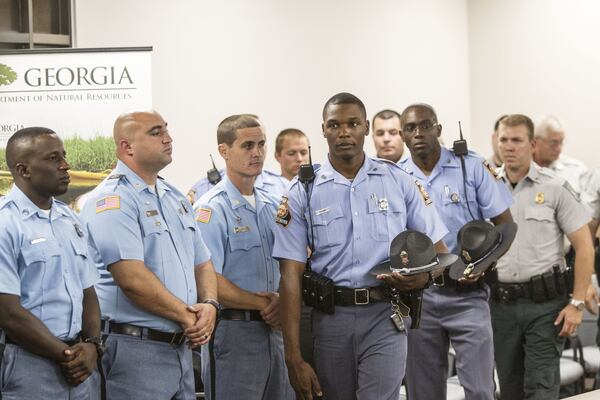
[0, 127, 101, 399]
[194, 114, 293, 400]
[82, 111, 219, 400]
[399, 103, 513, 400]
[273, 93, 449, 400]
[188, 167, 287, 205]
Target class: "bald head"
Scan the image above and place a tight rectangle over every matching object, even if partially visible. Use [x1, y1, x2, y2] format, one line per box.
[6, 127, 56, 172]
[113, 110, 161, 143]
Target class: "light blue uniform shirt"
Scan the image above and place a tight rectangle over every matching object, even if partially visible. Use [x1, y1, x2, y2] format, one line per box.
[194, 176, 280, 293]
[0, 185, 99, 340]
[82, 161, 211, 332]
[399, 148, 513, 253]
[273, 154, 448, 288]
[188, 168, 288, 204]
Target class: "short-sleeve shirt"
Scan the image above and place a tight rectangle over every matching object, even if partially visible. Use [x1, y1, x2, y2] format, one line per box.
[0, 185, 99, 340]
[81, 160, 211, 332]
[580, 167, 600, 220]
[495, 162, 590, 282]
[188, 168, 287, 204]
[399, 148, 513, 253]
[273, 154, 448, 288]
[194, 176, 280, 293]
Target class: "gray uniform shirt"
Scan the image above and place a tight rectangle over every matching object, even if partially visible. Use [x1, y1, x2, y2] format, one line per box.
[496, 162, 590, 283]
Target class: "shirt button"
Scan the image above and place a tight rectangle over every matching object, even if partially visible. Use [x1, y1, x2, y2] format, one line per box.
[354, 212, 358, 216]
[351, 188, 355, 192]
[355, 236, 360, 240]
[355, 260, 360, 265]
[427, 183, 431, 187]
[513, 273, 517, 277]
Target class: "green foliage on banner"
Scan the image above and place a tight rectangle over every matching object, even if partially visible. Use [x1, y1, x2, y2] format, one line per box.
[0, 150, 6, 170]
[0, 64, 18, 86]
[64, 136, 116, 172]
[0, 136, 115, 173]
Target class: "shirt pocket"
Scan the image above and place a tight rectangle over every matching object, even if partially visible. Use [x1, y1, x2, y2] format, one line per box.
[441, 185, 478, 228]
[229, 230, 261, 252]
[306, 205, 344, 248]
[367, 200, 398, 242]
[140, 216, 169, 237]
[524, 205, 558, 246]
[20, 241, 62, 294]
[70, 237, 89, 260]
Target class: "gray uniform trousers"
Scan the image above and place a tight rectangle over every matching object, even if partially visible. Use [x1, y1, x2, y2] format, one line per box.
[101, 333, 195, 400]
[201, 320, 294, 400]
[1, 344, 91, 399]
[406, 284, 495, 400]
[312, 301, 408, 400]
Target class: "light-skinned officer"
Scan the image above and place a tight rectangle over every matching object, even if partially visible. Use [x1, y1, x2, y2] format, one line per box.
[82, 110, 219, 400]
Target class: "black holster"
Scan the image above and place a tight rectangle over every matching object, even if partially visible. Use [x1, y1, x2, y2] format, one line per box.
[302, 264, 335, 314]
[402, 289, 424, 329]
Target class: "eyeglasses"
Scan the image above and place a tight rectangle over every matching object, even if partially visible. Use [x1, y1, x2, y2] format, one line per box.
[402, 120, 438, 134]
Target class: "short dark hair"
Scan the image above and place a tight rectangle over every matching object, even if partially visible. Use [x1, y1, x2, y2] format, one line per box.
[6, 127, 56, 171]
[322, 92, 367, 121]
[400, 103, 438, 127]
[275, 129, 308, 154]
[494, 114, 509, 132]
[372, 109, 401, 130]
[216, 114, 261, 146]
[498, 114, 534, 141]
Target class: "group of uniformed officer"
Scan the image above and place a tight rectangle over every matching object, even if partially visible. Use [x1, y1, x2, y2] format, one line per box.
[0, 93, 596, 400]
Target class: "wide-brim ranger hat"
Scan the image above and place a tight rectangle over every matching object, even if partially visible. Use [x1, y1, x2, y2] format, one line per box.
[370, 230, 458, 276]
[449, 220, 518, 280]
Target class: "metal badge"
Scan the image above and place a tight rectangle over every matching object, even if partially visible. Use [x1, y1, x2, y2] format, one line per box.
[400, 250, 409, 266]
[378, 198, 388, 211]
[146, 210, 159, 217]
[535, 192, 545, 204]
[450, 193, 460, 203]
[73, 223, 84, 238]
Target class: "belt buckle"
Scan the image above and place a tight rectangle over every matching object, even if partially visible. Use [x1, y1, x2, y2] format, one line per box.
[169, 333, 185, 346]
[354, 288, 370, 305]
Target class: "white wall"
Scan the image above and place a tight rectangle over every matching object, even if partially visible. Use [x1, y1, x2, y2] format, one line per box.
[468, 0, 600, 167]
[74, 0, 471, 192]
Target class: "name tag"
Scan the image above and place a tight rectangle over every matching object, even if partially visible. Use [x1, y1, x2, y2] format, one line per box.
[234, 226, 250, 234]
[146, 210, 159, 217]
[315, 208, 329, 216]
[30, 237, 46, 245]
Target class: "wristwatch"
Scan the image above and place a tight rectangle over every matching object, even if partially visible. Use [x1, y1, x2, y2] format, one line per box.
[569, 299, 585, 312]
[202, 298, 222, 316]
[83, 336, 105, 357]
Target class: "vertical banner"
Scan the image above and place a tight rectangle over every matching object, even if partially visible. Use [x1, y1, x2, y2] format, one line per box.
[0, 47, 152, 208]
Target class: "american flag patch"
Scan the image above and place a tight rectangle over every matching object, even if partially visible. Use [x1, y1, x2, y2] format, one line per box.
[195, 207, 212, 224]
[95, 196, 120, 213]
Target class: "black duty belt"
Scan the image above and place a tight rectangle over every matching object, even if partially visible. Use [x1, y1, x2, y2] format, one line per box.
[333, 286, 389, 306]
[104, 321, 186, 345]
[5, 335, 80, 347]
[220, 309, 262, 321]
[494, 281, 533, 302]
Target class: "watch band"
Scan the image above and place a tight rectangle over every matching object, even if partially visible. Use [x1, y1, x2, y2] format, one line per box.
[202, 298, 222, 313]
[83, 336, 105, 357]
[569, 299, 585, 311]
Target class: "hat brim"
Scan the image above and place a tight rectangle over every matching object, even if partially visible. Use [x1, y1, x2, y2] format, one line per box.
[369, 253, 458, 276]
[449, 221, 518, 280]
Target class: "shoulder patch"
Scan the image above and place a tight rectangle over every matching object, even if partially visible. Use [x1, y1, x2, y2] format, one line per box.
[95, 195, 120, 213]
[414, 180, 433, 206]
[482, 160, 500, 180]
[195, 207, 212, 224]
[275, 196, 292, 227]
[563, 181, 581, 202]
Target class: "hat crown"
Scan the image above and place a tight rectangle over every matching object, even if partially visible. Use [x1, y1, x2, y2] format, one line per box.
[458, 221, 500, 262]
[390, 230, 437, 269]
